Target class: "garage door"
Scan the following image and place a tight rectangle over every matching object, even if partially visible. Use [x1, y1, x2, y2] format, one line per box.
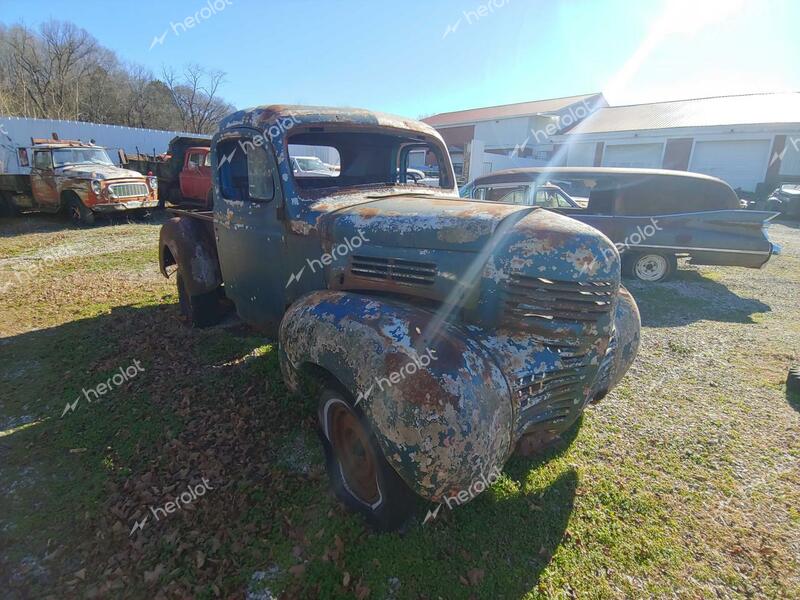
[689, 140, 770, 192]
[566, 142, 596, 166]
[602, 143, 664, 168]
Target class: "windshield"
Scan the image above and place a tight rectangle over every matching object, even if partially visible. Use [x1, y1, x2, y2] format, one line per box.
[52, 147, 113, 168]
[287, 130, 453, 195]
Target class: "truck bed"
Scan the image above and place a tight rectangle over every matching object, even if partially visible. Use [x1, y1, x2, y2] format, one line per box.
[167, 208, 214, 222]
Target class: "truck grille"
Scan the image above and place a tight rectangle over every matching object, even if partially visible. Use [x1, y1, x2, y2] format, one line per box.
[513, 355, 590, 433]
[108, 182, 148, 199]
[350, 256, 436, 286]
[501, 275, 615, 325]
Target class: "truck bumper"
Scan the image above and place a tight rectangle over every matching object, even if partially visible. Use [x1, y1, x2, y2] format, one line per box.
[92, 199, 159, 212]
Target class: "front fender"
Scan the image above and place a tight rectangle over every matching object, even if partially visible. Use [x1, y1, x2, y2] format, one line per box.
[279, 291, 513, 502]
[595, 286, 641, 395]
[158, 216, 221, 296]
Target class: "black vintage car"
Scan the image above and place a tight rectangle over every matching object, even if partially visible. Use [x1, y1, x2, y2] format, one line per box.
[461, 167, 781, 282]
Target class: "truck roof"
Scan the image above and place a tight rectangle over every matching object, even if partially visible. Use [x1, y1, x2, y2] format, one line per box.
[219, 105, 440, 138]
[30, 138, 100, 149]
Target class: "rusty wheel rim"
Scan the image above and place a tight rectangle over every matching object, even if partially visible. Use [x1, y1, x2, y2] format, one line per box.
[327, 400, 380, 506]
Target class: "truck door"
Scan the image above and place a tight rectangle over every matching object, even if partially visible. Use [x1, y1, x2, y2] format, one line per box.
[180, 151, 203, 200]
[213, 132, 288, 335]
[30, 150, 59, 210]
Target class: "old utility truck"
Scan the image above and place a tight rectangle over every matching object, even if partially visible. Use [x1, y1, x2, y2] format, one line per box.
[0, 137, 158, 224]
[158, 105, 641, 530]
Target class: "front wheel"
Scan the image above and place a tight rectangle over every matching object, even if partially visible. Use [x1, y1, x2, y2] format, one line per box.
[176, 272, 222, 327]
[67, 197, 95, 226]
[318, 388, 417, 531]
[625, 252, 676, 282]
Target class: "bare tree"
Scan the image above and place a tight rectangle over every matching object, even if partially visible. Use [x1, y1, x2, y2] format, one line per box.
[162, 64, 234, 134]
[0, 20, 236, 133]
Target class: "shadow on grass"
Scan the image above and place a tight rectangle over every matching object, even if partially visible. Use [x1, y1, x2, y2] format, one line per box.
[626, 269, 771, 328]
[2, 301, 579, 599]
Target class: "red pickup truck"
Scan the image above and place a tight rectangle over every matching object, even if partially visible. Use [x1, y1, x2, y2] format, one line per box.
[125, 136, 212, 209]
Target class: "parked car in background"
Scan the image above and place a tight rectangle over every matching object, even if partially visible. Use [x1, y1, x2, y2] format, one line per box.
[158, 105, 641, 530]
[462, 167, 780, 282]
[759, 184, 800, 218]
[0, 137, 158, 224]
[124, 135, 212, 208]
[291, 155, 338, 177]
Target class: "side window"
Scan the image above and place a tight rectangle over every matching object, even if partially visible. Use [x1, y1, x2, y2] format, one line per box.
[535, 190, 569, 208]
[247, 146, 275, 201]
[33, 151, 51, 170]
[18, 148, 30, 167]
[217, 138, 275, 202]
[399, 144, 446, 188]
[554, 191, 574, 208]
[187, 153, 201, 169]
[499, 189, 528, 205]
[203, 152, 212, 167]
[478, 185, 529, 203]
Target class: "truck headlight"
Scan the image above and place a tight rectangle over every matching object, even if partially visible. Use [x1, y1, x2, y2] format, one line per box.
[91, 180, 102, 195]
[148, 176, 158, 190]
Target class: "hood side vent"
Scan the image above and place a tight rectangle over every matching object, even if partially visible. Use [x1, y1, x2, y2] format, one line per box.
[350, 256, 436, 286]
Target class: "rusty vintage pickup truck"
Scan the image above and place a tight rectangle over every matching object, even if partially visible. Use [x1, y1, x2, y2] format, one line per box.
[158, 106, 641, 530]
[0, 138, 158, 224]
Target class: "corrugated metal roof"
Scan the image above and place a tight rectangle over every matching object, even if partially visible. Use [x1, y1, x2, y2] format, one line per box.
[422, 93, 604, 127]
[566, 92, 800, 134]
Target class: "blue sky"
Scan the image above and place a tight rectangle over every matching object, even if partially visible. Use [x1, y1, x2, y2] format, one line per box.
[1, 0, 797, 118]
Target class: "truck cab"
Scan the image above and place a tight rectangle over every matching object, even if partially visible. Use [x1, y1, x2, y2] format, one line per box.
[179, 146, 213, 207]
[0, 138, 158, 224]
[158, 105, 641, 530]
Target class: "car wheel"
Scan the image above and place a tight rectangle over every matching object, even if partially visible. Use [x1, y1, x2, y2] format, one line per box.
[67, 197, 95, 226]
[176, 272, 222, 328]
[318, 388, 417, 531]
[0, 191, 20, 217]
[626, 253, 676, 282]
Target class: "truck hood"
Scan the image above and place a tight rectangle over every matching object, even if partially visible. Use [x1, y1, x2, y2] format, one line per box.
[320, 194, 534, 251]
[55, 164, 145, 180]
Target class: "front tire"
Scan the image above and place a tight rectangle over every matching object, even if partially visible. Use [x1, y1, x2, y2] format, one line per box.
[317, 388, 416, 531]
[176, 272, 222, 327]
[66, 197, 95, 226]
[625, 252, 676, 282]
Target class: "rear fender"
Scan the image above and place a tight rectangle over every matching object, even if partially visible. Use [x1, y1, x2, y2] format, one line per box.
[279, 290, 513, 502]
[158, 216, 221, 296]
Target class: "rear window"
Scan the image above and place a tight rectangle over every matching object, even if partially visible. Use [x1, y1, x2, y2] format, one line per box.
[287, 130, 452, 193]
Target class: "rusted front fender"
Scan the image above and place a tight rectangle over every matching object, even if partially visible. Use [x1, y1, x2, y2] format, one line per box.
[158, 216, 222, 296]
[595, 286, 641, 396]
[279, 291, 513, 502]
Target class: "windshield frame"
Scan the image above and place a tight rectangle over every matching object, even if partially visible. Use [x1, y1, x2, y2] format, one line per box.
[283, 125, 457, 200]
